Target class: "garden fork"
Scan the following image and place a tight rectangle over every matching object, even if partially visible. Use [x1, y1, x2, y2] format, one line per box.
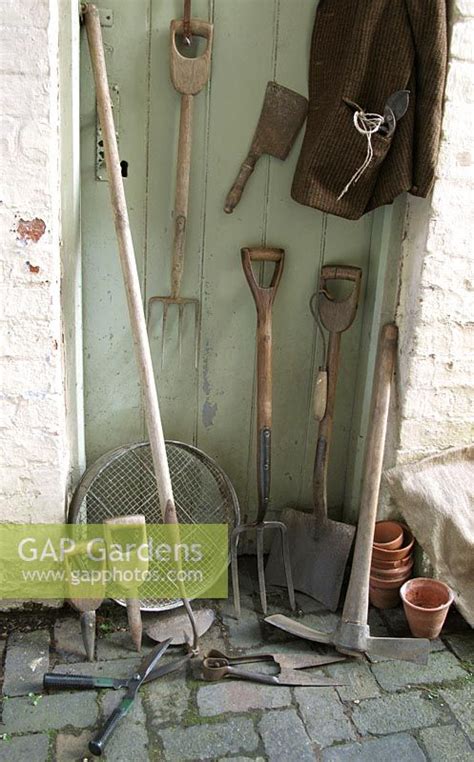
[231, 248, 296, 617]
[148, 16, 213, 368]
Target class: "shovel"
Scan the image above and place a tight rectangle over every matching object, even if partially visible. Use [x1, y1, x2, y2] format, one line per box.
[148, 17, 213, 368]
[265, 266, 362, 611]
[224, 82, 308, 213]
[265, 325, 430, 665]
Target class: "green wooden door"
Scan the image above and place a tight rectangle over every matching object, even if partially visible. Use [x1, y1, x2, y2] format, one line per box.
[80, 1, 398, 529]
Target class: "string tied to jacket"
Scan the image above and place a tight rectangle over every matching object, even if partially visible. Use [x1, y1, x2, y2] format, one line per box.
[337, 110, 385, 200]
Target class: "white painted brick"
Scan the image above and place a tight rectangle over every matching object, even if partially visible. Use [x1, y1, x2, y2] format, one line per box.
[418, 287, 474, 324]
[437, 142, 473, 181]
[430, 179, 474, 220]
[399, 418, 474, 450]
[1, 74, 49, 119]
[425, 221, 471, 256]
[455, 0, 474, 18]
[0, 1, 50, 28]
[450, 19, 474, 61]
[0, 17, 69, 518]
[403, 355, 473, 389]
[1, 357, 56, 396]
[440, 102, 474, 146]
[0, 430, 63, 466]
[0, 27, 49, 75]
[11, 395, 64, 431]
[0, 319, 57, 359]
[412, 319, 473, 356]
[0, 397, 18, 428]
[403, 386, 474, 420]
[0, 285, 54, 320]
[446, 61, 474, 103]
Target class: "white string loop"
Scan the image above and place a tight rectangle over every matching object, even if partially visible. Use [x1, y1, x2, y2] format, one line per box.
[337, 110, 385, 200]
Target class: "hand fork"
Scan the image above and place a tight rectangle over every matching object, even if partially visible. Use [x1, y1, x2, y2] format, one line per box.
[148, 18, 213, 368]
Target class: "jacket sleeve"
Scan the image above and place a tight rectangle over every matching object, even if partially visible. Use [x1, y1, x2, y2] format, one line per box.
[404, 0, 448, 197]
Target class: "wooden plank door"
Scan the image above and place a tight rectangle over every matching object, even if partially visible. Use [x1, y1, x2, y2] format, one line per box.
[80, 1, 390, 529]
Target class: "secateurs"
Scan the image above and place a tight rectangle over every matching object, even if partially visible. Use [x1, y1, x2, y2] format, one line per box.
[43, 638, 190, 756]
[201, 654, 345, 687]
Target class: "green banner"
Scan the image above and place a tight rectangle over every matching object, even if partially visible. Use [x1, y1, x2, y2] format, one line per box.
[0, 524, 228, 600]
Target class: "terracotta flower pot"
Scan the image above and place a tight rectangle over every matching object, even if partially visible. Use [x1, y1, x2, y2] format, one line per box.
[369, 567, 412, 609]
[373, 521, 404, 550]
[371, 558, 414, 580]
[400, 578, 454, 639]
[371, 554, 412, 570]
[372, 525, 415, 562]
[369, 583, 400, 609]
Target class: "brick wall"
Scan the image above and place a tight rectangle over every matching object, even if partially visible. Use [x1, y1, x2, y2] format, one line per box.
[0, 0, 69, 522]
[395, 0, 474, 465]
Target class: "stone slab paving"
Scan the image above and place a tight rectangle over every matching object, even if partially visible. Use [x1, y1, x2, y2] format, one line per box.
[418, 724, 474, 761]
[99, 691, 149, 762]
[259, 708, 314, 761]
[0, 573, 473, 761]
[2, 629, 50, 697]
[0, 733, 50, 761]
[159, 717, 260, 760]
[294, 686, 357, 748]
[144, 669, 191, 726]
[51, 655, 140, 678]
[222, 596, 264, 649]
[55, 730, 94, 761]
[54, 617, 89, 663]
[197, 682, 291, 716]
[96, 629, 149, 661]
[321, 733, 427, 761]
[351, 690, 448, 735]
[1, 690, 98, 733]
[324, 659, 381, 702]
[371, 650, 468, 692]
[440, 682, 474, 741]
[0, 640, 6, 681]
[445, 633, 474, 664]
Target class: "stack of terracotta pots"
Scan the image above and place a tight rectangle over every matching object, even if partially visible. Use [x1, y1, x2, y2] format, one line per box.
[369, 521, 415, 608]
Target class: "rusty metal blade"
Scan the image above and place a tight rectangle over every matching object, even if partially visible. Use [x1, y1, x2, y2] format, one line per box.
[252, 82, 308, 160]
[265, 508, 354, 611]
[265, 615, 335, 645]
[365, 636, 430, 665]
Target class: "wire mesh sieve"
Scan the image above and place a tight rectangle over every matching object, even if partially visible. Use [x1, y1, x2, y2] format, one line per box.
[68, 441, 240, 611]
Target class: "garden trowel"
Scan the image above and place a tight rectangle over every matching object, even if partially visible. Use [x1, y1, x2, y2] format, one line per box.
[224, 81, 308, 213]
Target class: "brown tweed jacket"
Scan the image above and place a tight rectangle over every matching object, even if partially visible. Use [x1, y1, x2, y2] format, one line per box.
[292, 0, 448, 220]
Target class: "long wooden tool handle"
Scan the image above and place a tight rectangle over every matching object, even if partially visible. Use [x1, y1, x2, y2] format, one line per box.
[171, 93, 193, 298]
[342, 323, 398, 626]
[83, 5, 176, 522]
[224, 154, 259, 214]
[242, 248, 284, 522]
[313, 330, 341, 520]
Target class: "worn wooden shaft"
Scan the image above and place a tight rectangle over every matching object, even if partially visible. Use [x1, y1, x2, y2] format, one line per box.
[313, 330, 341, 518]
[83, 5, 176, 523]
[256, 305, 273, 432]
[342, 323, 398, 626]
[103, 515, 146, 651]
[171, 93, 194, 298]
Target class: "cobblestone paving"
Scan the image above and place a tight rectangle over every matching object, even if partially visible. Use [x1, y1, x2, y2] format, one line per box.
[0, 563, 472, 761]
